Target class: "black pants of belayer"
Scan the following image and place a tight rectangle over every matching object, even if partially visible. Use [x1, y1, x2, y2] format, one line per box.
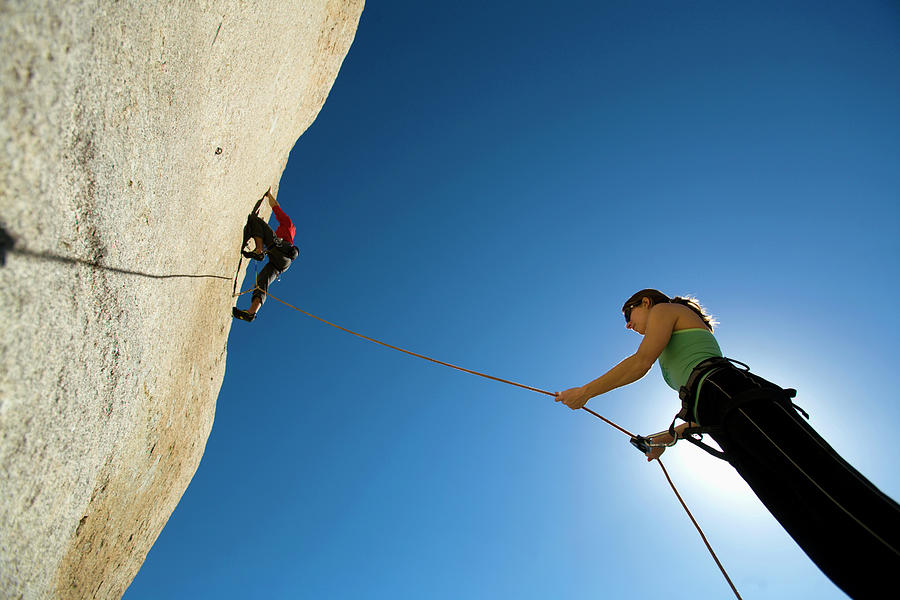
[694, 366, 900, 599]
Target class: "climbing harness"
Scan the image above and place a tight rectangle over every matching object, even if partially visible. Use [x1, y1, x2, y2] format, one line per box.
[630, 357, 807, 462]
[228, 277, 743, 598]
[657, 357, 805, 461]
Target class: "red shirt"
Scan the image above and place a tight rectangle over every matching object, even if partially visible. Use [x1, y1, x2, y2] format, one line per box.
[272, 205, 296, 245]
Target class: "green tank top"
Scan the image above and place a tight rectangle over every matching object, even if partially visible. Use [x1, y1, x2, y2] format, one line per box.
[658, 328, 723, 391]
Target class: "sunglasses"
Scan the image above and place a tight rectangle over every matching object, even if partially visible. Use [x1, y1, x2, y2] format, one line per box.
[623, 303, 639, 323]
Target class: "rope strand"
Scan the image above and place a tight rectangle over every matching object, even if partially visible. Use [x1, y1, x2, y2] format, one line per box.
[263, 290, 639, 438]
[657, 459, 743, 599]
[264, 292, 553, 394]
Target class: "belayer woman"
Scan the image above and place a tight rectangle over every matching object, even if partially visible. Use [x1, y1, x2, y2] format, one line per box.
[555, 289, 900, 599]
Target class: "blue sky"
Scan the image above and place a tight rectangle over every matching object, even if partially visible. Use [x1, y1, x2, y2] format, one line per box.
[126, 2, 900, 598]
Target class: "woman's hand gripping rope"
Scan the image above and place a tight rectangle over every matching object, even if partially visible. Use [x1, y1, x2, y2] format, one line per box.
[555, 386, 590, 410]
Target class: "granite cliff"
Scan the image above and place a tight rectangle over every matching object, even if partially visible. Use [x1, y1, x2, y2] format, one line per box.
[0, 2, 363, 598]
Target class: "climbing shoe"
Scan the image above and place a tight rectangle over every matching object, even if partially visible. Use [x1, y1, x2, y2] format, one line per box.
[232, 307, 256, 322]
[242, 250, 265, 261]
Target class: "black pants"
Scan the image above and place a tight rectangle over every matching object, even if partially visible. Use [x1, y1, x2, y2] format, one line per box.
[243, 214, 278, 249]
[697, 367, 900, 599]
[243, 214, 293, 306]
[251, 263, 280, 306]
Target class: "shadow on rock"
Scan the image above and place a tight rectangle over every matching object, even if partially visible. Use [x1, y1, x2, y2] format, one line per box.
[1, 224, 229, 281]
[0, 224, 13, 267]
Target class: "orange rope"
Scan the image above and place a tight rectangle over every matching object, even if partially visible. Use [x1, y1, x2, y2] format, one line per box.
[581, 406, 635, 438]
[656, 459, 743, 599]
[263, 290, 638, 438]
[234, 284, 740, 598]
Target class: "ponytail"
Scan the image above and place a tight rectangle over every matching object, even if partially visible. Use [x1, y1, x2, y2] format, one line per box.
[670, 295, 717, 331]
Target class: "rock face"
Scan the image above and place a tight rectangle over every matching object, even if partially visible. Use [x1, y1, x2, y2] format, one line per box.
[0, 2, 363, 598]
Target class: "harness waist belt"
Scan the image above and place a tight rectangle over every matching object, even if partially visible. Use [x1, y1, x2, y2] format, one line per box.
[676, 357, 746, 421]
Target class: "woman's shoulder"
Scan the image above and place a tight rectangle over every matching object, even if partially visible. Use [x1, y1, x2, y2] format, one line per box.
[651, 302, 709, 331]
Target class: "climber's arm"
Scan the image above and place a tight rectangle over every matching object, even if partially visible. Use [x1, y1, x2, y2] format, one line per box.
[265, 188, 279, 209]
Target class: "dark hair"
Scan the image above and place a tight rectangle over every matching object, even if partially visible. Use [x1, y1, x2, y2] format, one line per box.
[621, 288, 717, 331]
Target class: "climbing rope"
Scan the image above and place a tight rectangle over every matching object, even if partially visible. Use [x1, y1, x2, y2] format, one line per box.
[657, 459, 743, 599]
[233, 281, 742, 599]
[267, 289, 636, 436]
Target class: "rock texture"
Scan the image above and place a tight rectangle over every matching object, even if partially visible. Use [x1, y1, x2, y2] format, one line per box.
[0, 2, 363, 598]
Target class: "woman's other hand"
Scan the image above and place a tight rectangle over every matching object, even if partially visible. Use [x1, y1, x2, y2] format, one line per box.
[644, 431, 675, 461]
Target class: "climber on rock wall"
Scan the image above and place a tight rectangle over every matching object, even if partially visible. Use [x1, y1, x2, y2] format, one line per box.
[232, 188, 299, 323]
